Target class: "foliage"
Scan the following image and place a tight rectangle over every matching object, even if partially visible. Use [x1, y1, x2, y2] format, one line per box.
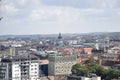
[71, 63, 81, 75]
[71, 63, 90, 76]
[71, 63, 120, 80]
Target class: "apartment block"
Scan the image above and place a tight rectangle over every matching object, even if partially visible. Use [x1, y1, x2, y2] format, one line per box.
[0, 54, 39, 80]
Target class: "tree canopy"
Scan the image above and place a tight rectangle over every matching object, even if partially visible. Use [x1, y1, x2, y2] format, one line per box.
[71, 63, 120, 80]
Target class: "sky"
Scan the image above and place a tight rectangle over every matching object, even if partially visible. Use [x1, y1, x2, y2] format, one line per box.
[0, 0, 120, 35]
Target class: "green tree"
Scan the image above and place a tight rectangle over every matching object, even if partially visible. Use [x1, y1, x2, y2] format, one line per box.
[71, 63, 82, 75]
[71, 63, 90, 76]
[105, 68, 120, 80]
[71, 63, 120, 80]
[86, 63, 106, 77]
[77, 65, 89, 76]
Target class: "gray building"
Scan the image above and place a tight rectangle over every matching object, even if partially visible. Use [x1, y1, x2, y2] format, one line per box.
[48, 53, 76, 76]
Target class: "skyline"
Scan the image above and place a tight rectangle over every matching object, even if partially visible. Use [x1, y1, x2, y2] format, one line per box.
[0, 0, 120, 35]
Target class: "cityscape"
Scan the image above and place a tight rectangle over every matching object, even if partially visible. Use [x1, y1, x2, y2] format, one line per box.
[0, 32, 120, 80]
[1, 0, 120, 80]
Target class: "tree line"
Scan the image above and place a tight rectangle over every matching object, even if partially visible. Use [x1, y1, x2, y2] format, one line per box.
[71, 61, 120, 80]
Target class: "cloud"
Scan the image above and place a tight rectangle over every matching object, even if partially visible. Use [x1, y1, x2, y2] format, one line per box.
[101, 0, 119, 9]
[0, 0, 120, 35]
[29, 9, 46, 21]
[29, 6, 81, 24]
[41, 0, 120, 9]
[1, 1, 19, 14]
[17, 0, 28, 6]
[41, 0, 103, 8]
[29, 5, 105, 24]
[117, 11, 120, 15]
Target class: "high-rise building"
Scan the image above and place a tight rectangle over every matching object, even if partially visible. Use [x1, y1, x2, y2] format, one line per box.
[48, 53, 76, 76]
[9, 47, 16, 56]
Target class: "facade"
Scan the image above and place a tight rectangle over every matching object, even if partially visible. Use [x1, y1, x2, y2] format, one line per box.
[0, 62, 11, 80]
[9, 47, 16, 56]
[39, 59, 49, 77]
[67, 75, 81, 80]
[48, 53, 76, 75]
[0, 54, 39, 80]
[67, 75, 101, 80]
[40, 64, 48, 76]
[81, 76, 101, 80]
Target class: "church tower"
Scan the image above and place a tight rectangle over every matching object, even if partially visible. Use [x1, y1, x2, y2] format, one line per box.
[58, 33, 62, 40]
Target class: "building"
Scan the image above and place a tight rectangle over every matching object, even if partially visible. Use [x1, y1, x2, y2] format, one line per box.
[40, 64, 48, 76]
[48, 53, 76, 75]
[81, 76, 101, 80]
[0, 62, 11, 80]
[58, 33, 62, 40]
[0, 54, 39, 80]
[9, 47, 16, 56]
[39, 59, 49, 76]
[67, 75, 81, 80]
[67, 74, 101, 80]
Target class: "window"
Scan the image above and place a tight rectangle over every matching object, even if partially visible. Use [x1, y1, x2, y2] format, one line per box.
[35, 68, 37, 70]
[15, 62, 19, 64]
[56, 67, 57, 69]
[35, 72, 37, 73]
[15, 70, 19, 72]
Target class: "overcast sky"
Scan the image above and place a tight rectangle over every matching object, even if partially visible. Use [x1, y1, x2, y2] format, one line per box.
[0, 0, 120, 35]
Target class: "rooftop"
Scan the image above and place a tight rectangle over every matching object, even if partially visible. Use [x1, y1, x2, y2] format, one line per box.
[1, 54, 38, 62]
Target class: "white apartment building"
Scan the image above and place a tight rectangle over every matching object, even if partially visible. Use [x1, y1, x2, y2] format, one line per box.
[48, 53, 76, 75]
[81, 76, 101, 80]
[0, 54, 39, 80]
[0, 62, 10, 80]
[67, 74, 101, 80]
